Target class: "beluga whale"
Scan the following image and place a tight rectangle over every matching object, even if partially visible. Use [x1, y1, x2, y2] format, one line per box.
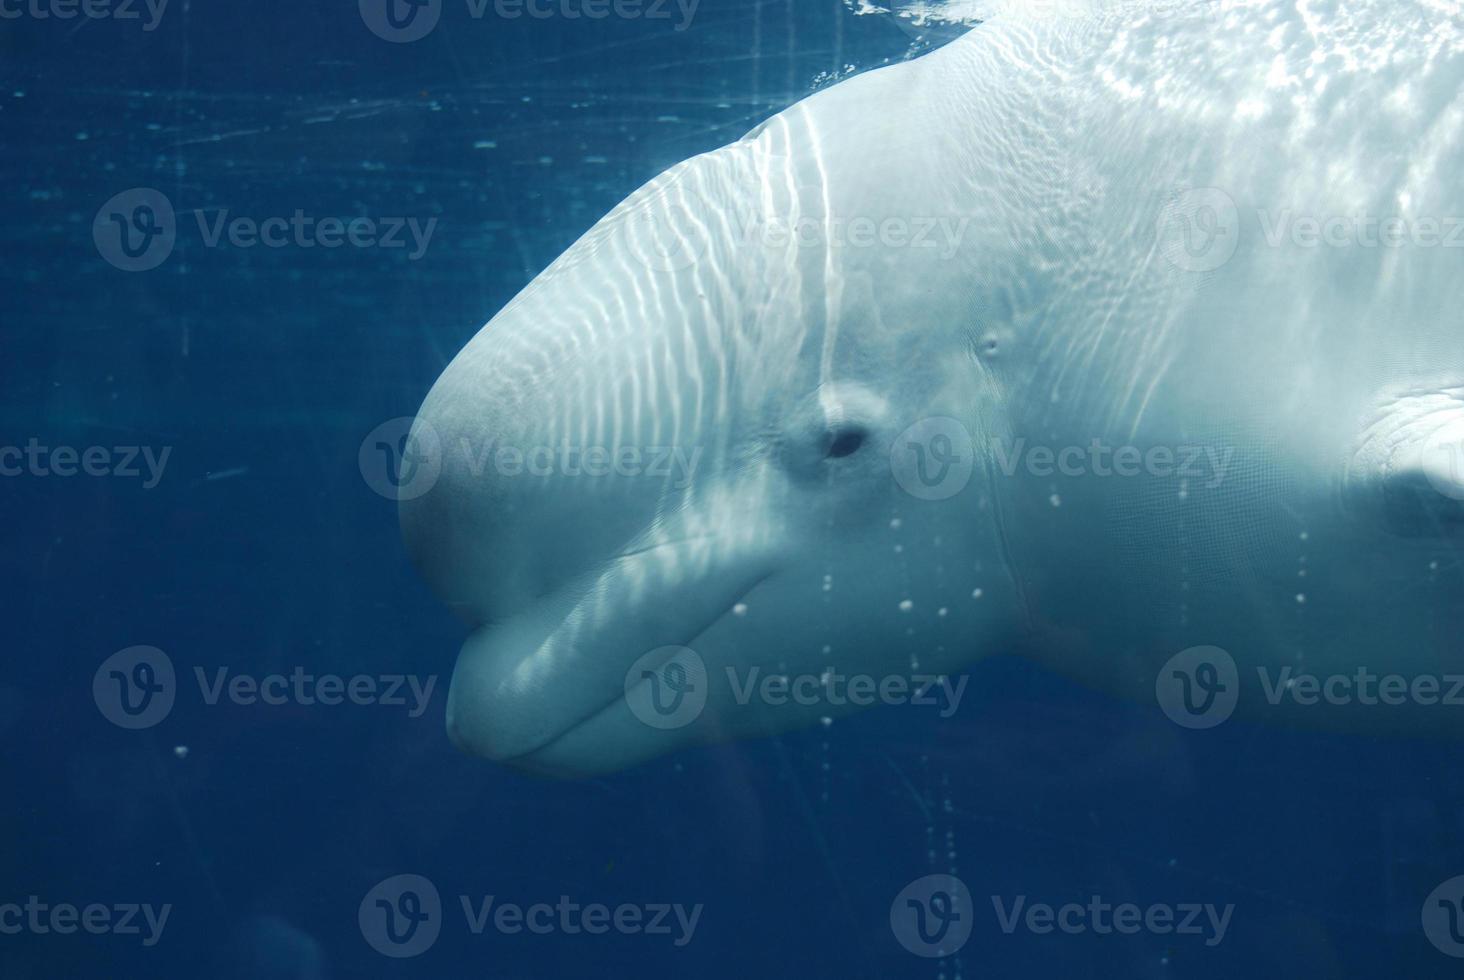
[401, 0, 1464, 775]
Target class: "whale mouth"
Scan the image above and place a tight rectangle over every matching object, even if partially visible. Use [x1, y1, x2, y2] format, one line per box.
[444, 529, 779, 768]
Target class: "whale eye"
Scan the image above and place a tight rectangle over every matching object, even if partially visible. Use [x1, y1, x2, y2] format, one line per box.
[824, 426, 868, 459]
[779, 384, 888, 478]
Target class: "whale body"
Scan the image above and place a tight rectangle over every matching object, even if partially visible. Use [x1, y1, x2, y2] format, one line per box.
[402, 0, 1464, 775]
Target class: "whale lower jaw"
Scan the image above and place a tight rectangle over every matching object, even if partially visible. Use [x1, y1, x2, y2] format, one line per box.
[444, 531, 779, 773]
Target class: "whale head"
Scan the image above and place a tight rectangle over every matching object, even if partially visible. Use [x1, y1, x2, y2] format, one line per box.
[404, 0, 1464, 772]
[399, 63, 1029, 775]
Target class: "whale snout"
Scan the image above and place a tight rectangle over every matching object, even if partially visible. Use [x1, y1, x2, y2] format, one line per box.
[400, 308, 795, 772]
[1347, 388, 1464, 537]
[1377, 423, 1464, 536]
[399, 357, 670, 628]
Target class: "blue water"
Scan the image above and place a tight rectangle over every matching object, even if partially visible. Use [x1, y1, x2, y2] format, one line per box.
[4, 2, 1464, 977]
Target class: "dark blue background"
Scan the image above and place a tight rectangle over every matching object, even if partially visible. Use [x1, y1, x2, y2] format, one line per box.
[3, 1, 1463, 976]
